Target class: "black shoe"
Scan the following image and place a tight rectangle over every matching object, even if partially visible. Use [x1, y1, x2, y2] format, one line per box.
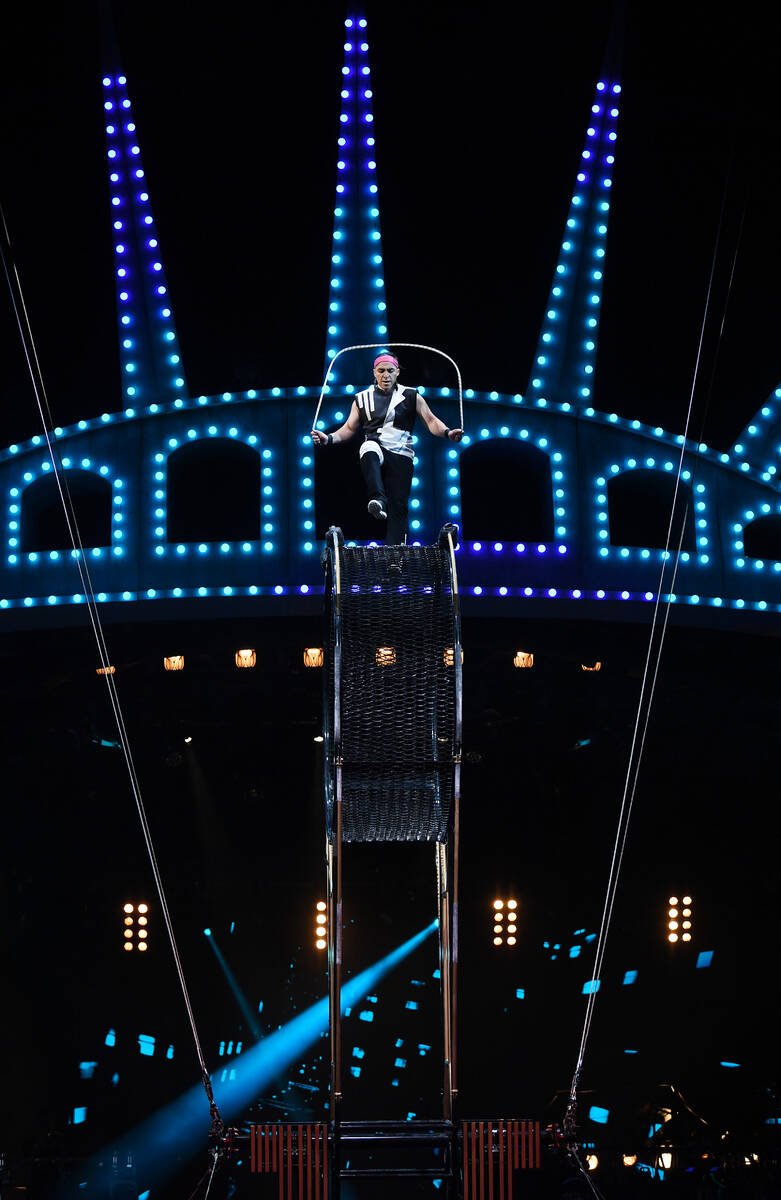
[368, 499, 387, 520]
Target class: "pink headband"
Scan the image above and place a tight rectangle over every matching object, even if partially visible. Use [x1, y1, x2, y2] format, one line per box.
[374, 354, 399, 369]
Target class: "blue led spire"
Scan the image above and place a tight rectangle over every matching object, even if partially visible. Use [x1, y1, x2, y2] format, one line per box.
[102, 75, 188, 409]
[325, 14, 388, 385]
[526, 76, 621, 410]
[728, 383, 781, 482]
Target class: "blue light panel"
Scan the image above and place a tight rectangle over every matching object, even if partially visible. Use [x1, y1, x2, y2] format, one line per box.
[102, 75, 188, 406]
[325, 17, 387, 383]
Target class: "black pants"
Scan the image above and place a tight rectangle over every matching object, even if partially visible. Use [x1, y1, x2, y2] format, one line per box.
[360, 445, 414, 545]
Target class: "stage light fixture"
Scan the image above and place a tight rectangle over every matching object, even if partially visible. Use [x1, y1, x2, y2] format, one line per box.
[586, 1154, 598, 1170]
[443, 647, 463, 666]
[581, 661, 602, 671]
[623, 1155, 637, 1167]
[235, 648, 256, 668]
[315, 901, 327, 950]
[375, 646, 396, 666]
[667, 894, 692, 943]
[96, 665, 116, 675]
[303, 647, 324, 667]
[513, 650, 534, 668]
[122, 902, 149, 952]
[164, 655, 184, 671]
[492, 897, 518, 946]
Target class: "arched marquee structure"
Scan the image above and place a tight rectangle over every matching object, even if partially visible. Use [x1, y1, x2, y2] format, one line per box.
[1, 11, 780, 627]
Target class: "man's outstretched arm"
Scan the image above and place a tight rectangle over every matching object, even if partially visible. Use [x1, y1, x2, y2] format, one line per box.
[416, 394, 463, 442]
[312, 402, 361, 446]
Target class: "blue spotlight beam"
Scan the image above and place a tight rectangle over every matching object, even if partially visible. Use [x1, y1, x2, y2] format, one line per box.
[88, 920, 437, 1194]
[204, 929, 262, 1041]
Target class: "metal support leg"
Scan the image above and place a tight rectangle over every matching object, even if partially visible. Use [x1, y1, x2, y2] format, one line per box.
[327, 790, 343, 1199]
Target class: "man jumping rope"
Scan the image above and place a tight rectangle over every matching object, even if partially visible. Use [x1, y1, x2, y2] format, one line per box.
[311, 352, 463, 545]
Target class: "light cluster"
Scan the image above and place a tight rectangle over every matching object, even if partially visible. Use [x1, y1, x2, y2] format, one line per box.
[325, 17, 387, 383]
[315, 901, 327, 951]
[528, 79, 621, 410]
[102, 76, 186, 406]
[492, 898, 518, 947]
[7, 461, 125, 564]
[150, 428, 276, 557]
[593, 463, 711, 564]
[122, 901, 149, 952]
[667, 895, 692, 944]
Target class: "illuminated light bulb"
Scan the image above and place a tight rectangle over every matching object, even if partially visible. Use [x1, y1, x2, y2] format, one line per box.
[138, 916, 147, 926]
[137, 930, 147, 940]
[316, 914, 327, 925]
[669, 908, 678, 918]
[493, 937, 503, 947]
[316, 939, 327, 950]
[682, 895, 692, 905]
[506, 936, 517, 946]
[123, 903, 134, 913]
[507, 924, 517, 934]
[682, 933, 691, 942]
[138, 942, 148, 952]
[669, 920, 679, 930]
[124, 917, 133, 926]
[138, 904, 148, 914]
[682, 908, 691, 917]
[493, 900, 504, 910]
[623, 1155, 637, 1167]
[668, 933, 678, 943]
[493, 924, 503, 934]
[124, 943, 133, 951]
[586, 1155, 598, 1171]
[669, 896, 678, 905]
[507, 900, 517, 910]
[124, 930, 133, 939]
[316, 901, 327, 911]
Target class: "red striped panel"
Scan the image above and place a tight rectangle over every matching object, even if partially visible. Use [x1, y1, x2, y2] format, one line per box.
[461, 1119, 542, 1193]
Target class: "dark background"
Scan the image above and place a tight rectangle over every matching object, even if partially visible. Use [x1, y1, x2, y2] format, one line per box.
[2, 2, 781, 1196]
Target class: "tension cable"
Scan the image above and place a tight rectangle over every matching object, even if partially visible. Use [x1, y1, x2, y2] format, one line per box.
[0, 201, 224, 1141]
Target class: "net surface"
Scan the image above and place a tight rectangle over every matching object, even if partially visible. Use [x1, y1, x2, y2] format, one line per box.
[330, 545, 457, 842]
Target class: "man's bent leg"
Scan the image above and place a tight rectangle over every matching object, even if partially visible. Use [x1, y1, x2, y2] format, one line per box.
[359, 442, 387, 517]
[383, 452, 413, 545]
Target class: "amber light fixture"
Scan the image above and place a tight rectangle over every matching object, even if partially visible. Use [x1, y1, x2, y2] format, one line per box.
[581, 662, 602, 672]
[513, 651, 533, 669]
[303, 647, 324, 668]
[375, 646, 396, 666]
[492, 897, 518, 946]
[235, 649, 256, 668]
[443, 647, 464, 666]
[315, 901, 327, 951]
[164, 655, 184, 671]
[122, 902, 150, 952]
[667, 894, 693, 944]
[96, 665, 116, 675]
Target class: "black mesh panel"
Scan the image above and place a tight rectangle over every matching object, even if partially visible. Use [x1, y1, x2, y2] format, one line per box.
[326, 544, 457, 842]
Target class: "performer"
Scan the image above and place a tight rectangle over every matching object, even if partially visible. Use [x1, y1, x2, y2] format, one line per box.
[312, 353, 463, 545]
